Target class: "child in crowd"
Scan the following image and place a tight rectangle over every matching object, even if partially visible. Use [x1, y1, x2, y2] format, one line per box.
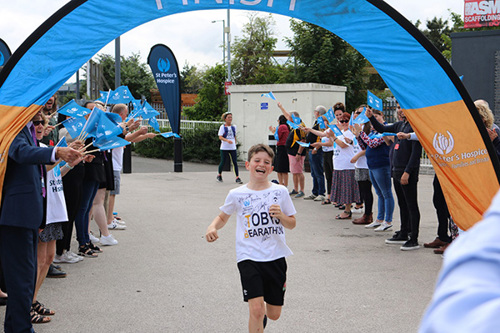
[206, 144, 297, 332]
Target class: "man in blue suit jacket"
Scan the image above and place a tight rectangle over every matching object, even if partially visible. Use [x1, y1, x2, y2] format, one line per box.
[0, 113, 82, 333]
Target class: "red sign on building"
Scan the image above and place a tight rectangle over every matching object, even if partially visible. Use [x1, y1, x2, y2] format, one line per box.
[464, 0, 500, 28]
[224, 81, 232, 95]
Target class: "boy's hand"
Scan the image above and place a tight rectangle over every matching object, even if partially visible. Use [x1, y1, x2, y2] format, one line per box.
[206, 226, 219, 242]
[269, 204, 284, 219]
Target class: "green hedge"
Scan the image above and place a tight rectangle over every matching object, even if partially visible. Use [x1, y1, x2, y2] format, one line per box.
[133, 127, 222, 164]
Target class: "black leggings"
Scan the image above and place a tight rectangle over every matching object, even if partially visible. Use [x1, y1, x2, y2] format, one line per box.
[358, 180, 373, 214]
[433, 175, 451, 243]
[393, 170, 420, 242]
[218, 149, 239, 177]
[323, 151, 333, 195]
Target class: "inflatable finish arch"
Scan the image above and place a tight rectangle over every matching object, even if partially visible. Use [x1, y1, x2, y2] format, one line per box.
[0, 0, 498, 229]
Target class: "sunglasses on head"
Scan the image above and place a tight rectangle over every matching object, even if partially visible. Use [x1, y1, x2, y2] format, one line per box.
[339, 120, 349, 123]
[33, 120, 44, 126]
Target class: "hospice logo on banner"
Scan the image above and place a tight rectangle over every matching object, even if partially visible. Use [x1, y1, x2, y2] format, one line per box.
[148, 44, 181, 135]
[367, 90, 383, 111]
[0, 39, 12, 67]
[464, 0, 500, 28]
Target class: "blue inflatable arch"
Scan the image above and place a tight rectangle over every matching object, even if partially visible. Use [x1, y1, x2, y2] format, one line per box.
[0, 0, 498, 229]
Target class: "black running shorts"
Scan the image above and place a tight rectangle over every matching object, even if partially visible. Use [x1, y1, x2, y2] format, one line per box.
[237, 257, 287, 306]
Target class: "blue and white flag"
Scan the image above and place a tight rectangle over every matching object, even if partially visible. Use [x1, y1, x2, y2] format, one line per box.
[109, 86, 135, 104]
[367, 90, 383, 111]
[273, 126, 279, 141]
[261, 91, 276, 100]
[62, 117, 87, 139]
[291, 114, 301, 126]
[149, 117, 161, 133]
[328, 124, 343, 137]
[325, 108, 335, 123]
[368, 132, 397, 139]
[95, 114, 123, 141]
[317, 116, 326, 129]
[58, 100, 90, 118]
[55, 137, 67, 148]
[80, 107, 102, 138]
[93, 135, 130, 151]
[96, 90, 110, 103]
[353, 107, 370, 124]
[103, 111, 123, 125]
[287, 120, 300, 130]
[297, 141, 310, 148]
[130, 101, 160, 120]
[159, 132, 181, 139]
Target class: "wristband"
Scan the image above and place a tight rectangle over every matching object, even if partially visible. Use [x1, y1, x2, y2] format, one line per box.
[65, 164, 74, 169]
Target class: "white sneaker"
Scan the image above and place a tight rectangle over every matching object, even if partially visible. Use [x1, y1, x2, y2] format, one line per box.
[313, 195, 325, 202]
[108, 221, 126, 230]
[54, 252, 79, 264]
[100, 234, 118, 246]
[113, 218, 126, 226]
[365, 221, 382, 228]
[67, 251, 84, 262]
[89, 233, 100, 243]
[375, 221, 393, 232]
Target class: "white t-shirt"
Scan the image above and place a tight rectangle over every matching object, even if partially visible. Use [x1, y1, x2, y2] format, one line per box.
[332, 130, 356, 170]
[112, 147, 124, 172]
[353, 137, 368, 169]
[218, 124, 237, 150]
[321, 136, 334, 152]
[41, 143, 68, 224]
[219, 183, 296, 263]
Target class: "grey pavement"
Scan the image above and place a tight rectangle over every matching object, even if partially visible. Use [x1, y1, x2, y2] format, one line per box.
[3, 156, 444, 332]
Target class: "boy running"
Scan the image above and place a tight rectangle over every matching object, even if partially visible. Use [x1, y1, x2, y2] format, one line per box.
[206, 144, 297, 332]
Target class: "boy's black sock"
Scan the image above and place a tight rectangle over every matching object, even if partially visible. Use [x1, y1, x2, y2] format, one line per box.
[263, 315, 267, 329]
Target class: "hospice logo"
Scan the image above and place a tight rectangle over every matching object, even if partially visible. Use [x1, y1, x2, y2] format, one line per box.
[431, 130, 489, 168]
[157, 58, 170, 73]
[433, 131, 454, 155]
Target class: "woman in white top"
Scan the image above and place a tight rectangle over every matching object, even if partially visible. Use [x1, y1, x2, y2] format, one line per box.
[217, 112, 242, 184]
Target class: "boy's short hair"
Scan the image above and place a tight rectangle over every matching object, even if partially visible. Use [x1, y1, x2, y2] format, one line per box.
[221, 112, 232, 121]
[111, 103, 128, 114]
[247, 144, 274, 161]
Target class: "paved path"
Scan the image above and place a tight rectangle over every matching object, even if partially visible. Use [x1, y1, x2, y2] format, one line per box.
[3, 156, 444, 332]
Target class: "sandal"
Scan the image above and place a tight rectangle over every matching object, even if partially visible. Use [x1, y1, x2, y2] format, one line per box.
[337, 204, 346, 210]
[321, 199, 332, 205]
[88, 242, 103, 253]
[32, 300, 54, 315]
[78, 244, 98, 258]
[336, 211, 352, 220]
[31, 310, 51, 324]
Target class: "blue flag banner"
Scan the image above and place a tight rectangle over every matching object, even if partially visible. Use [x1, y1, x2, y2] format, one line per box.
[95, 114, 123, 141]
[261, 91, 276, 100]
[139, 102, 161, 119]
[149, 117, 161, 133]
[274, 127, 279, 141]
[353, 108, 370, 124]
[55, 137, 67, 148]
[62, 117, 86, 139]
[367, 90, 383, 111]
[0, 38, 12, 68]
[325, 108, 335, 123]
[58, 100, 90, 118]
[287, 120, 300, 130]
[96, 90, 110, 103]
[297, 141, 310, 148]
[369, 132, 397, 139]
[349, 113, 354, 126]
[80, 107, 102, 138]
[103, 111, 122, 125]
[328, 124, 343, 137]
[109, 86, 135, 104]
[148, 44, 181, 135]
[93, 135, 130, 151]
[291, 114, 301, 126]
[317, 116, 326, 129]
[159, 132, 181, 139]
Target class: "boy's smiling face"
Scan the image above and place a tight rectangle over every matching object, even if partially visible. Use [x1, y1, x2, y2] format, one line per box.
[246, 151, 274, 180]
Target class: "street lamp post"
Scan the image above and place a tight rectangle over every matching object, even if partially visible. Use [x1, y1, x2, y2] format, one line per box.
[211, 20, 225, 65]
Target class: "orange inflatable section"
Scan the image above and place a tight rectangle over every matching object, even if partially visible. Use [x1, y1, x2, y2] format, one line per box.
[0, 104, 43, 205]
[405, 100, 500, 230]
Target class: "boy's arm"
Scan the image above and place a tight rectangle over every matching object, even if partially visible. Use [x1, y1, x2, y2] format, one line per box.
[269, 204, 296, 230]
[206, 212, 231, 242]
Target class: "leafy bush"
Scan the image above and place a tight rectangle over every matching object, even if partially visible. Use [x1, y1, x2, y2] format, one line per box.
[134, 127, 222, 164]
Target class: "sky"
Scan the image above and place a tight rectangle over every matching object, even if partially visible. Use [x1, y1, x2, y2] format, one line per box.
[0, 0, 463, 82]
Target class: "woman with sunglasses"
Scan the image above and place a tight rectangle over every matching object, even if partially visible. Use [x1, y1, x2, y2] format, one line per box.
[306, 112, 360, 219]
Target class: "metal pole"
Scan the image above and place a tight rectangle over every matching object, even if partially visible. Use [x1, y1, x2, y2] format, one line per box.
[76, 69, 80, 100]
[115, 37, 121, 89]
[222, 19, 226, 66]
[227, 8, 231, 113]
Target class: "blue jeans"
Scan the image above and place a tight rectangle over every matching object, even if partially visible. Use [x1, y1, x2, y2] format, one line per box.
[75, 180, 99, 246]
[369, 166, 394, 222]
[309, 149, 325, 196]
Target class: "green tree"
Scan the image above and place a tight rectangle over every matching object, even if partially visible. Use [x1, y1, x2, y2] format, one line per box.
[180, 63, 203, 94]
[285, 20, 367, 109]
[231, 14, 282, 84]
[183, 64, 227, 120]
[95, 53, 156, 100]
[420, 17, 452, 53]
